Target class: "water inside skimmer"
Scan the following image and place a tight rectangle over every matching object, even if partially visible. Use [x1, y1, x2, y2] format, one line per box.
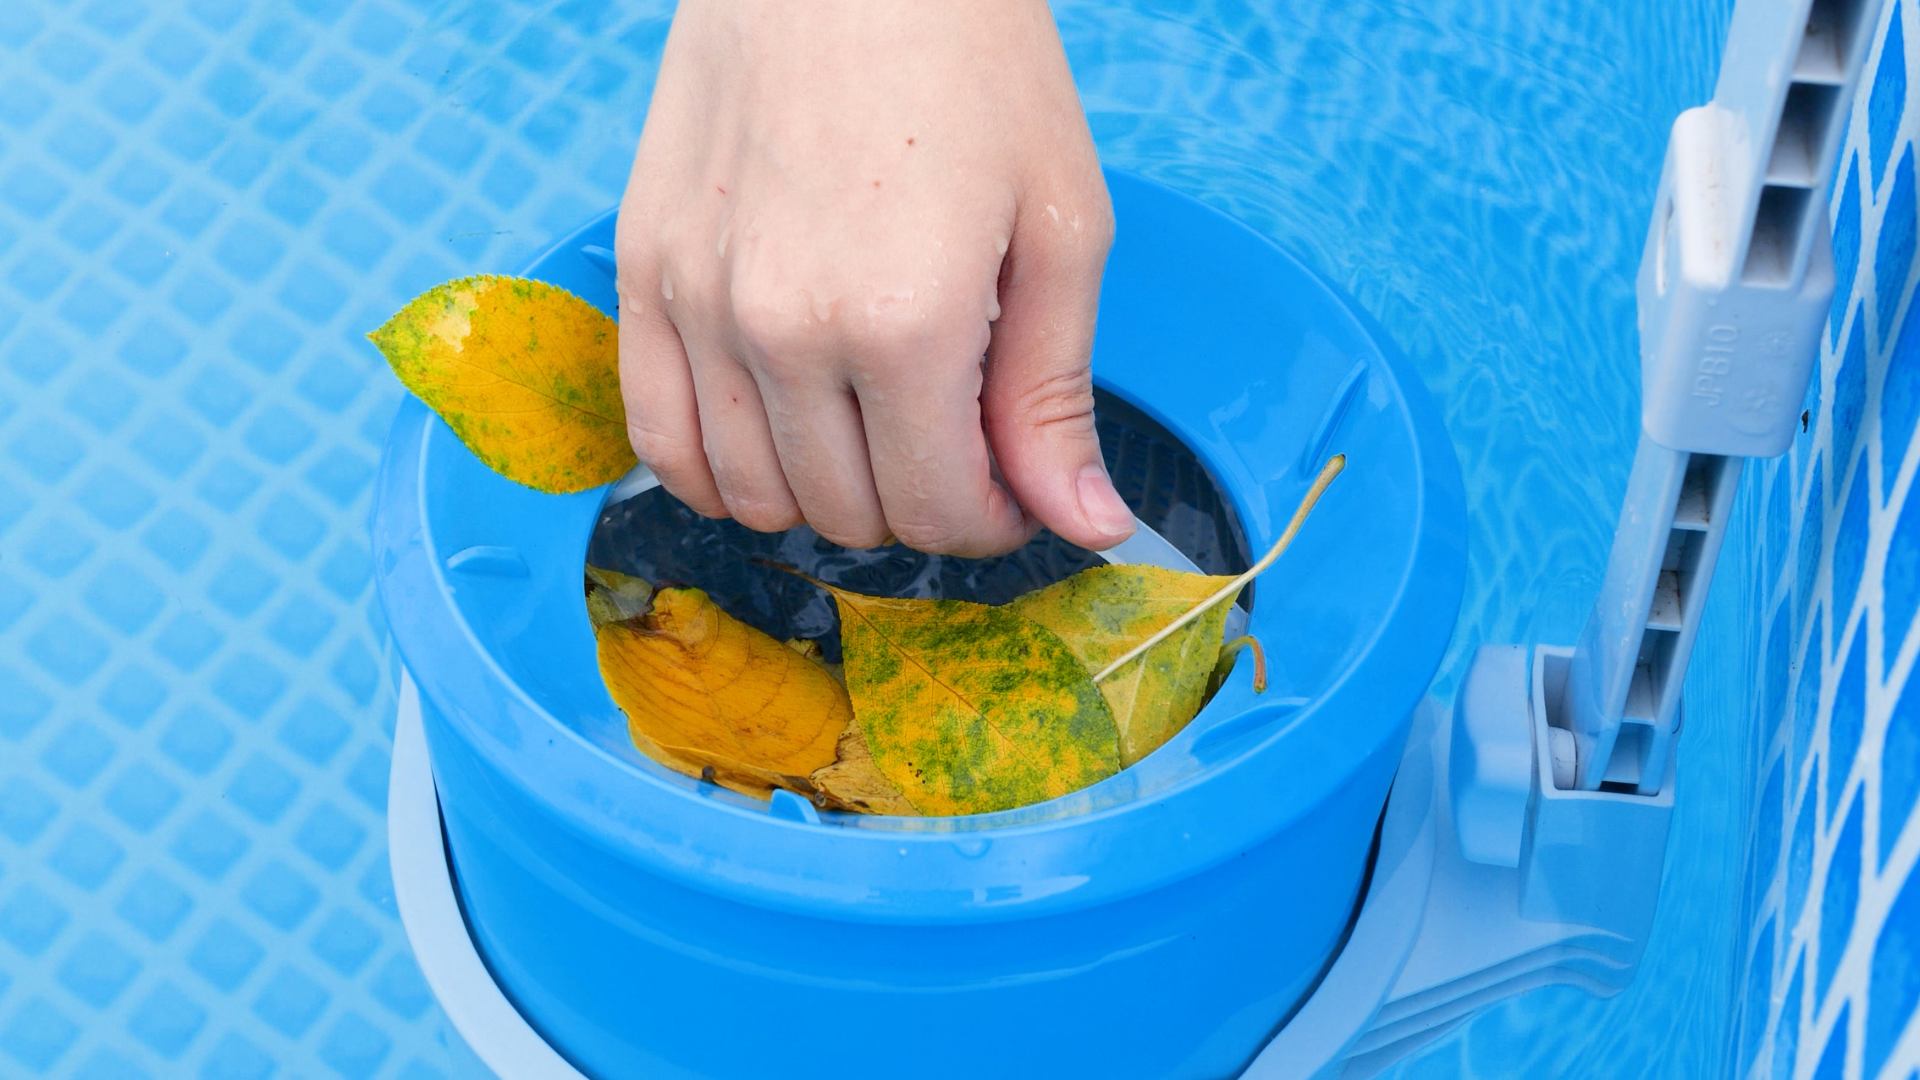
[585, 391, 1254, 661]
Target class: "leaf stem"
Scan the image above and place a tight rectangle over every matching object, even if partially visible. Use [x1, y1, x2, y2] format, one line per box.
[1214, 636, 1268, 693]
[1092, 453, 1345, 683]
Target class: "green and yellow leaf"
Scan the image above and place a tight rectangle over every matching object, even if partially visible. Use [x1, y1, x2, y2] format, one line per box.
[813, 581, 1122, 816]
[585, 565, 654, 626]
[1011, 564, 1241, 765]
[370, 274, 635, 494]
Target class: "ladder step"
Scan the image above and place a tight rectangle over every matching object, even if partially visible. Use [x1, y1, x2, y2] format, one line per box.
[1623, 664, 1658, 722]
[1767, 81, 1845, 187]
[1672, 486, 1710, 531]
[1648, 571, 1684, 631]
[1792, 50, 1849, 85]
[1794, 0, 1870, 86]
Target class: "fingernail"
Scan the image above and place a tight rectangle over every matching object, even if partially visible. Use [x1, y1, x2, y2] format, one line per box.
[1075, 463, 1135, 540]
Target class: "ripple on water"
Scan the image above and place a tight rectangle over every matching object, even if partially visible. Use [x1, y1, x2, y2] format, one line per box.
[1060, 2, 1747, 1073]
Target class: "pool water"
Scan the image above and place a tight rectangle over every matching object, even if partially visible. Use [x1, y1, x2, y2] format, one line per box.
[1059, 2, 1751, 1074]
[0, 0, 1765, 1075]
[1052, 1, 1749, 1074]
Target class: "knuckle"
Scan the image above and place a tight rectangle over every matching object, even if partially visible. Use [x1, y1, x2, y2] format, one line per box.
[886, 515, 968, 555]
[626, 421, 701, 476]
[812, 519, 892, 550]
[1084, 191, 1117, 246]
[652, 221, 703, 266]
[749, 344, 816, 386]
[612, 229, 653, 293]
[1085, 212, 1116, 258]
[851, 297, 983, 362]
[1024, 187, 1115, 271]
[668, 485, 729, 520]
[630, 425, 725, 517]
[1009, 368, 1097, 432]
[706, 456, 799, 532]
[624, 420, 674, 463]
[724, 493, 802, 533]
[613, 221, 649, 265]
[730, 284, 824, 361]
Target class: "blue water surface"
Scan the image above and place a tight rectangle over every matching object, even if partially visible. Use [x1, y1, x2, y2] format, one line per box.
[1057, 4, 1750, 1075]
[0, 0, 1757, 1075]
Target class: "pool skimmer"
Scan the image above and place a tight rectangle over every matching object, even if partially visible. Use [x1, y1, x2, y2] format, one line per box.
[381, 1, 1876, 1074]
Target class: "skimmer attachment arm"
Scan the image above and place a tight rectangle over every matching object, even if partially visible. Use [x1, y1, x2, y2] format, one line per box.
[1561, 0, 1880, 794]
[1441, 0, 1883, 1010]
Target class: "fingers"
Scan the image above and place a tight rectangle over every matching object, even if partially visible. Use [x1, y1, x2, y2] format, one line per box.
[615, 275, 728, 518]
[685, 348, 803, 532]
[730, 275, 1026, 556]
[982, 193, 1130, 550]
[621, 203, 1078, 556]
[855, 350, 1035, 558]
[731, 289, 891, 547]
[757, 380, 891, 548]
[616, 233, 802, 533]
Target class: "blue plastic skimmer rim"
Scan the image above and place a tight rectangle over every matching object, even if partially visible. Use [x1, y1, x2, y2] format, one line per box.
[371, 169, 1468, 925]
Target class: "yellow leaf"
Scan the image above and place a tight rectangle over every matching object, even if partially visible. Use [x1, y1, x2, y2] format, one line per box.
[785, 637, 853, 692]
[783, 637, 825, 662]
[809, 724, 919, 816]
[584, 565, 653, 626]
[595, 587, 847, 799]
[813, 582, 1122, 816]
[781, 636, 914, 814]
[1022, 453, 1346, 762]
[370, 275, 636, 494]
[1010, 565, 1241, 765]
[625, 726, 822, 804]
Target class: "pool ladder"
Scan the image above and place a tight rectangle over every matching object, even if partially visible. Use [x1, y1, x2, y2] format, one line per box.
[1252, 0, 1888, 1073]
[1561, 0, 1883, 800]
[1458, 0, 1876, 894]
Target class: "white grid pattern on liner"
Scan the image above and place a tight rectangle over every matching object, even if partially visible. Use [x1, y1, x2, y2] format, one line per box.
[1742, 0, 1920, 1075]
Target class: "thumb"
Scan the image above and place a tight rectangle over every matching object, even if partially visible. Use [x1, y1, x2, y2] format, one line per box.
[982, 210, 1132, 550]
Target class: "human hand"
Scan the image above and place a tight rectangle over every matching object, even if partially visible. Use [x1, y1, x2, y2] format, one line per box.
[614, 0, 1130, 557]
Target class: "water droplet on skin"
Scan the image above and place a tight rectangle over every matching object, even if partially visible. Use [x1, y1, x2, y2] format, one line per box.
[868, 290, 916, 318]
[660, 274, 674, 302]
[1045, 204, 1061, 224]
